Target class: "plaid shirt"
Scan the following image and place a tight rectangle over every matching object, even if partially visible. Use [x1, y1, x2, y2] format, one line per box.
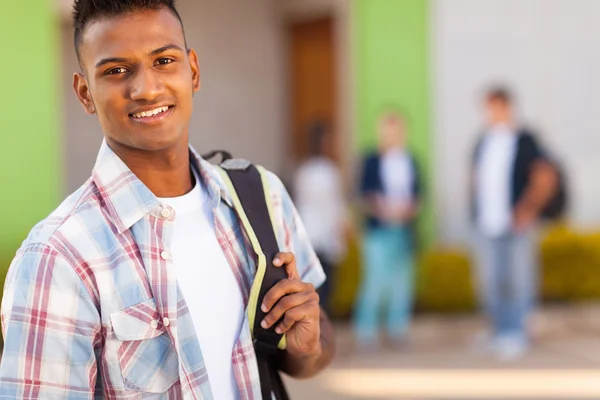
[0, 141, 325, 399]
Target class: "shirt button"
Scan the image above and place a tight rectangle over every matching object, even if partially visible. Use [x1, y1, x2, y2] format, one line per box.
[163, 317, 170, 327]
[161, 207, 171, 218]
[150, 320, 159, 329]
[160, 251, 171, 260]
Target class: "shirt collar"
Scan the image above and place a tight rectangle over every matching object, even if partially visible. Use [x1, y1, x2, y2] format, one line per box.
[188, 145, 234, 208]
[92, 140, 233, 234]
[488, 123, 515, 136]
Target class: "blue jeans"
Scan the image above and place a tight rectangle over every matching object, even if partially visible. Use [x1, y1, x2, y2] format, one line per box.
[473, 231, 538, 340]
[354, 226, 414, 344]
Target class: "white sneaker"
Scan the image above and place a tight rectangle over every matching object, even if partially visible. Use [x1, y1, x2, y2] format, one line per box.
[493, 334, 529, 362]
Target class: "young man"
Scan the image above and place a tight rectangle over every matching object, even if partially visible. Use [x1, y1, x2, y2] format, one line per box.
[0, 1, 335, 398]
[470, 88, 556, 360]
[354, 110, 422, 350]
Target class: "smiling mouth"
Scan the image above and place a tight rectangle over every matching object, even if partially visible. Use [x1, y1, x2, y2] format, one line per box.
[129, 105, 174, 124]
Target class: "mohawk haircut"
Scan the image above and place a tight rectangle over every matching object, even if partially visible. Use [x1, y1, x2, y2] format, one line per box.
[72, 0, 186, 62]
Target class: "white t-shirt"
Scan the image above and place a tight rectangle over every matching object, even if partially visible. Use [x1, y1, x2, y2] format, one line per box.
[380, 148, 414, 209]
[294, 157, 347, 263]
[477, 125, 518, 237]
[158, 169, 244, 400]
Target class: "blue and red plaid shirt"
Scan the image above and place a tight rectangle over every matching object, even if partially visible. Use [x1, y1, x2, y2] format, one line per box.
[0, 141, 325, 399]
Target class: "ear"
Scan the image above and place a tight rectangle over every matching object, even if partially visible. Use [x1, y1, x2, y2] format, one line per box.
[73, 72, 96, 114]
[187, 48, 201, 92]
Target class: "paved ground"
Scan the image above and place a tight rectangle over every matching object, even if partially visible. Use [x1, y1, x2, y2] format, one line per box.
[284, 303, 600, 399]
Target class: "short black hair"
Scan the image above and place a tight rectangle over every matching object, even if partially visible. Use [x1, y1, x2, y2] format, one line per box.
[486, 86, 512, 104]
[73, 0, 186, 62]
[307, 119, 329, 157]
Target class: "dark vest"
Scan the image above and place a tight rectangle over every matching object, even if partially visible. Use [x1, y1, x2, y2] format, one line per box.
[360, 151, 422, 229]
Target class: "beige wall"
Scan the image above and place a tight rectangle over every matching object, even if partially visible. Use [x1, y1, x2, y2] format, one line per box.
[432, 0, 600, 243]
[60, 0, 287, 193]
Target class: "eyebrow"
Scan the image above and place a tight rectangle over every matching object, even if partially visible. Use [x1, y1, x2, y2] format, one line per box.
[95, 44, 186, 68]
[95, 57, 128, 69]
[150, 44, 185, 56]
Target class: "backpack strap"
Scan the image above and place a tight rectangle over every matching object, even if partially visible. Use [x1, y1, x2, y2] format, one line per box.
[214, 161, 290, 400]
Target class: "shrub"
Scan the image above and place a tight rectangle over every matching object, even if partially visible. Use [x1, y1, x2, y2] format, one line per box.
[329, 224, 600, 317]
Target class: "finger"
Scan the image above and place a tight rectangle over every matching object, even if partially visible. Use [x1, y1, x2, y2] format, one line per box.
[274, 300, 320, 334]
[272, 252, 291, 267]
[261, 290, 319, 329]
[261, 279, 315, 313]
[273, 252, 299, 279]
[273, 252, 294, 268]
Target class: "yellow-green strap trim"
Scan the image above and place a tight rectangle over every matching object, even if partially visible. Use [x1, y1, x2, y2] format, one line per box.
[215, 166, 287, 350]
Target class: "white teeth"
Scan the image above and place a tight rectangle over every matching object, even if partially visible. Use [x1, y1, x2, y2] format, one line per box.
[132, 106, 170, 119]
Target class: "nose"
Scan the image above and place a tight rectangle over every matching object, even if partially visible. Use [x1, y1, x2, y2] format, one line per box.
[129, 67, 164, 101]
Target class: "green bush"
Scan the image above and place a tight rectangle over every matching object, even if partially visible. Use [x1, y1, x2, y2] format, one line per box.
[415, 249, 476, 312]
[329, 234, 478, 317]
[330, 236, 361, 318]
[329, 224, 600, 317]
[540, 226, 600, 301]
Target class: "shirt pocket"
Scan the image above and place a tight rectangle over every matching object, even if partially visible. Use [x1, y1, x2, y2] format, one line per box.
[109, 298, 179, 393]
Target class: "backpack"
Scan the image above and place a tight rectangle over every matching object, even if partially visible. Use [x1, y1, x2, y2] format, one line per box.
[203, 150, 290, 400]
[540, 158, 568, 220]
[473, 131, 568, 221]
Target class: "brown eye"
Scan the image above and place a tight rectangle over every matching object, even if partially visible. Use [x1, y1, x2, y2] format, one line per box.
[155, 58, 174, 66]
[106, 67, 129, 75]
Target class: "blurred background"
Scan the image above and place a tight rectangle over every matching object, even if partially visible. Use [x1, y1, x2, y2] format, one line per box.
[2, 0, 600, 398]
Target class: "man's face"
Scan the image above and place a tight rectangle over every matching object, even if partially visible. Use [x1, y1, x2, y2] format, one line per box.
[73, 8, 200, 152]
[485, 98, 512, 126]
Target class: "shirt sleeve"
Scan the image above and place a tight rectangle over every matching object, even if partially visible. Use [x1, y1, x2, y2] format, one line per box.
[0, 243, 101, 399]
[264, 171, 326, 289]
[410, 154, 423, 204]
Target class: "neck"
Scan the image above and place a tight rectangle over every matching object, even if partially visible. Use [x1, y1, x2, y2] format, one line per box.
[381, 145, 404, 155]
[492, 118, 513, 128]
[107, 136, 194, 198]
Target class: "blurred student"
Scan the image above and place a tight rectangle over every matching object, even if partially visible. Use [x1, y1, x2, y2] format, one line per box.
[470, 87, 557, 360]
[354, 109, 422, 350]
[294, 121, 349, 314]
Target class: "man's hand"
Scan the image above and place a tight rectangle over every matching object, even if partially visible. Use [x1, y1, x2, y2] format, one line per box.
[513, 206, 536, 233]
[260, 252, 336, 379]
[260, 252, 322, 358]
[513, 160, 558, 233]
[384, 202, 418, 225]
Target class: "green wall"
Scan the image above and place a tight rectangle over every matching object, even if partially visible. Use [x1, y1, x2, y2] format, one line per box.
[0, 2, 62, 267]
[354, 0, 434, 246]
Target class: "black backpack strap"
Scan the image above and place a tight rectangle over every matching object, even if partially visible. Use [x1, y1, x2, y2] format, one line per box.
[200, 150, 233, 164]
[215, 160, 290, 400]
